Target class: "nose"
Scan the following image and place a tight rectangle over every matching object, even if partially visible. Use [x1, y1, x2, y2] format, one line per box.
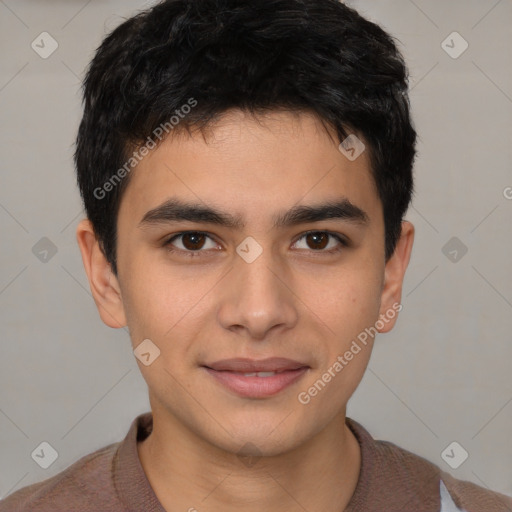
[216, 242, 299, 341]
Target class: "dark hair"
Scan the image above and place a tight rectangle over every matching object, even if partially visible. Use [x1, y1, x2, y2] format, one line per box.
[75, 0, 416, 276]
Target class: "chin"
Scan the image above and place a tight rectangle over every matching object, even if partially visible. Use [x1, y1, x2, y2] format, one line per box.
[209, 411, 311, 458]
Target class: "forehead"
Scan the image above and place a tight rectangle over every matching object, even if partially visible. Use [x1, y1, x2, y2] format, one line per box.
[118, 109, 381, 227]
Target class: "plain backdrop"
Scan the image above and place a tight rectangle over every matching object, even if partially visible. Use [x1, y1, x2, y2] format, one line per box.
[1, 0, 511, 500]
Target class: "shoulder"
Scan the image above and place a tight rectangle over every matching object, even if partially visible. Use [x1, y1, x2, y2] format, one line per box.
[346, 418, 512, 512]
[376, 437, 512, 512]
[439, 470, 512, 512]
[0, 441, 122, 512]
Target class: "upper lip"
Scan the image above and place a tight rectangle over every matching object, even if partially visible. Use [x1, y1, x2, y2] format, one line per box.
[203, 357, 309, 372]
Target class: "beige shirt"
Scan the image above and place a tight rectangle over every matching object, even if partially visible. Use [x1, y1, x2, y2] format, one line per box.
[1, 412, 511, 512]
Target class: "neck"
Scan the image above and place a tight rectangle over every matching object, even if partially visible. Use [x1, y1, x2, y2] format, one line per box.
[138, 407, 361, 512]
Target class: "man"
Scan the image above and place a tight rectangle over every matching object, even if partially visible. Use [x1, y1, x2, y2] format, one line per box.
[2, 0, 511, 510]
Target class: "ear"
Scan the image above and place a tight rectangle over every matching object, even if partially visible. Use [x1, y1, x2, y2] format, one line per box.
[76, 219, 127, 328]
[377, 221, 414, 333]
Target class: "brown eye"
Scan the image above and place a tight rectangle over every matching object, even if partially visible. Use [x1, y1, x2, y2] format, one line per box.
[181, 232, 206, 250]
[305, 232, 329, 250]
[164, 231, 218, 256]
[293, 231, 347, 253]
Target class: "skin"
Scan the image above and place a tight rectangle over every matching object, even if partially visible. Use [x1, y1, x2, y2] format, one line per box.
[77, 109, 414, 512]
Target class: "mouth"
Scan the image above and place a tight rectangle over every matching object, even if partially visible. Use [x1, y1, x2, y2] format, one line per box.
[202, 357, 310, 398]
[227, 371, 285, 377]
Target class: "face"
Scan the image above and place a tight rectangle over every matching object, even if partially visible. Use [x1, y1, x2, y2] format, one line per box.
[77, 109, 413, 457]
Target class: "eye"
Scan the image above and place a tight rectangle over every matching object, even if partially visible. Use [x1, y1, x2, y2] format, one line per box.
[162, 230, 348, 259]
[292, 231, 347, 253]
[163, 231, 219, 257]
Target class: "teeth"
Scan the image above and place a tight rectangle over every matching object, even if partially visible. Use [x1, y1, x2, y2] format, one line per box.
[242, 371, 277, 377]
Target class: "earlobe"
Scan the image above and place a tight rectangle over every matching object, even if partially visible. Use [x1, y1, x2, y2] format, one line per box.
[76, 219, 127, 328]
[377, 221, 415, 333]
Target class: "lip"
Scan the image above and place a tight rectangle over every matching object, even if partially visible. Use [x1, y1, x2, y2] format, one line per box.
[202, 358, 309, 398]
[204, 357, 307, 372]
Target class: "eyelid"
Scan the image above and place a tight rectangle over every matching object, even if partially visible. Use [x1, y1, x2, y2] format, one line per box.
[294, 230, 349, 247]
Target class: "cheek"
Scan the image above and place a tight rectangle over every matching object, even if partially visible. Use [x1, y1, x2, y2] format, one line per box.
[296, 276, 381, 417]
[119, 259, 217, 359]
[308, 268, 383, 342]
[117, 255, 176, 343]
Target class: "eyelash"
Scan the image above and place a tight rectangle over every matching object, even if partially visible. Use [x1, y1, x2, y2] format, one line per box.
[162, 230, 348, 258]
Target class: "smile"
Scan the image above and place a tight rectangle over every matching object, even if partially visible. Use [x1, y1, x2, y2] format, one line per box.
[202, 358, 310, 398]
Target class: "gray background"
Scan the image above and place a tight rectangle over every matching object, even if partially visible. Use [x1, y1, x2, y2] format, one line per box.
[1, 0, 511, 501]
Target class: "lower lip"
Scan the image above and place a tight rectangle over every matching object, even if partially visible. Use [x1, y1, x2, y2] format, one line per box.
[203, 367, 309, 398]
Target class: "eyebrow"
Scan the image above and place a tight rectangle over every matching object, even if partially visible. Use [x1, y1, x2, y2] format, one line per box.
[138, 197, 369, 230]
